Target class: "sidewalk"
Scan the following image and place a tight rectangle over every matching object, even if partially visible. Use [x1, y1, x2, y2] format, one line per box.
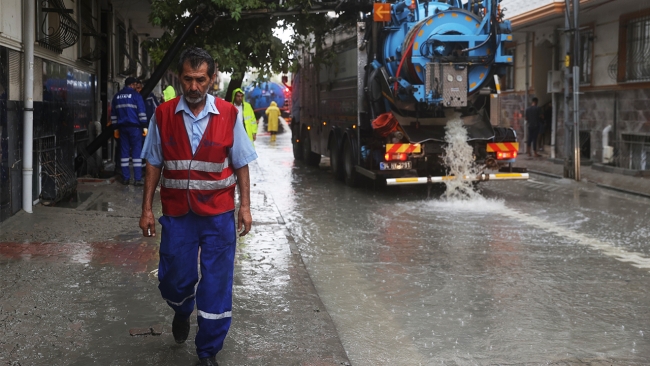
[0, 161, 349, 366]
[514, 151, 650, 199]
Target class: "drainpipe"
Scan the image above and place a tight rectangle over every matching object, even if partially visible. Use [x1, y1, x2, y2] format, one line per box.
[22, 0, 35, 213]
[524, 32, 530, 153]
[551, 30, 557, 159]
[602, 125, 612, 163]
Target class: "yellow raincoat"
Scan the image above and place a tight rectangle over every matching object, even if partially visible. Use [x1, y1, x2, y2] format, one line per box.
[265, 101, 281, 132]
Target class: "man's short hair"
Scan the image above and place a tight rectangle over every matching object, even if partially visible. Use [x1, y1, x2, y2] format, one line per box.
[235, 91, 244, 96]
[532, 97, 539, 104]
[125, 76, 139, 86]
[177, 47, 215, 76]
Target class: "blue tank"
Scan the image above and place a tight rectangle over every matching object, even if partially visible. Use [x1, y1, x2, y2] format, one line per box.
[378, 0, 512, 105]
[244, 82, 287, 113]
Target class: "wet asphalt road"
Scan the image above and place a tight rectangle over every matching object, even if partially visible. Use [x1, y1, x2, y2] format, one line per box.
[255, 126, 650, 365]
[1, 123, 650, 366]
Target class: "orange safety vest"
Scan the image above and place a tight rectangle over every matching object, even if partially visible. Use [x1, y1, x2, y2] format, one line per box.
[155, 97, 237, 217]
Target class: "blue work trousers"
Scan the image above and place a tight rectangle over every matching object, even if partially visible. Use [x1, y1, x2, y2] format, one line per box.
[119, 126, 143, 181]
[158, 211, 237, 359]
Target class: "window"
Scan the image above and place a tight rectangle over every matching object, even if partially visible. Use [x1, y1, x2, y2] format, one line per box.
[618, 11, 650, 82]
[621, 134, 650, 170]
[141, 45, 149, 77]
[504, 45, 515, 90]
[579, 28, 594, 85]
[78, 0, 101, 62]
[626, 15, 650, 81]
[131, 35, 140, 74]
[117, 22, 127, 74]
[37, 0, 80, 53]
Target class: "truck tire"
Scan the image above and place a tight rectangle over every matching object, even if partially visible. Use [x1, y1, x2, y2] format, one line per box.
[329, 136, 344, 180]
[302, 128, 321, 166]
[343, 138, 360, 187]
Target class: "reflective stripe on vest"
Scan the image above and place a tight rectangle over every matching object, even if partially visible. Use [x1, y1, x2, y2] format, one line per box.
[161, 175, 236, 190]
[164, 158, 230, 173]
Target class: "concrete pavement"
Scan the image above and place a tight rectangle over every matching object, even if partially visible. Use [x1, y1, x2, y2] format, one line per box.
[514, 153, 650, 199]
[0, 159, 350, 365]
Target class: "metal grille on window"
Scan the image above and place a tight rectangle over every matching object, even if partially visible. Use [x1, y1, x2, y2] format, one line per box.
[78, 1, 105, 62]
[38, 0, 80, 54]
[38, 135, 77, 202]
[613, 134, 650, 171]
[626, 15, 650, 82]
[580, 29, 593, 85]
[117, 23, 136, 76]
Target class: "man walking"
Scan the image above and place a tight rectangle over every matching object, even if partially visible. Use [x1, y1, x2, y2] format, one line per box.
[525, 97, 542, 157]
[111, 76, 147, 185]
[231, 88, 257, 143]
[265, 101, 281, 142]
[139, 47, 257, 366]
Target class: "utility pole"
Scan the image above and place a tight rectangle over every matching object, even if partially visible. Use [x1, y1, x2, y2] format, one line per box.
[572, 0, 581, 181]
[563, 0, 581, 180]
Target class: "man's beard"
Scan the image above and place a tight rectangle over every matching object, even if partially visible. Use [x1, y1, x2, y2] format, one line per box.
[184, 91, 206, 104]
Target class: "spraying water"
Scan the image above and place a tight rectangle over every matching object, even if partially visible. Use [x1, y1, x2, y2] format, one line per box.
[441, 116, 481, 201]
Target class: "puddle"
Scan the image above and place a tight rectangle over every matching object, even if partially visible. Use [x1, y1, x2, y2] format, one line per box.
[0, 241, 159, 272]
[50, 191, 93, 209]
[87, 201, 115, 211]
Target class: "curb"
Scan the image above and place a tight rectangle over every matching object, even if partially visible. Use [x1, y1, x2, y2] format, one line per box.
[528, 169, 563, 179]
[595, 183, 650, 200]
[529, 169, 650, 200]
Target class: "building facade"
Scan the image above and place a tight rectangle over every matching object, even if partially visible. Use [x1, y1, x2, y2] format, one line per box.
[499, 0, 650, 172]
[0, 0, 163, 222]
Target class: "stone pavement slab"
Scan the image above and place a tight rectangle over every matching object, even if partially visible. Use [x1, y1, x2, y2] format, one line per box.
[0, 161, 349, 366]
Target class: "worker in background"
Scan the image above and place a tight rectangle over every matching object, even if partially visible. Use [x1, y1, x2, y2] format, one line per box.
[111, 76, 148, 185]
[231, 88, 257, 144]
[525, 97, 542, 158]
[141, 79, 160, 123]
[163, 84, 176, 102]
[139, 47, 257, 366]
[265, 101, 280, 142]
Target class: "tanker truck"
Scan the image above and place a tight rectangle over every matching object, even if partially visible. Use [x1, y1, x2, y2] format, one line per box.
[244, 81, 291, 117]
[291, 0, 528, 187]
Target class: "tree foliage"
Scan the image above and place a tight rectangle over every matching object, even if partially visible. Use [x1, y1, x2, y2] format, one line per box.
[147, 0, 366, 79]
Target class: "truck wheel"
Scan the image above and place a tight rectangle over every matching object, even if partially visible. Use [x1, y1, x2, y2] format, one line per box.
[329, 136, 344, 180]
[302, 128, 321, 166]
[343, 138, 360, 187]
[292, 126, 304, 161]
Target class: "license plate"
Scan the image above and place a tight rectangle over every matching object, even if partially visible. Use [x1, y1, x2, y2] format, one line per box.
[379, 161, 412, 170]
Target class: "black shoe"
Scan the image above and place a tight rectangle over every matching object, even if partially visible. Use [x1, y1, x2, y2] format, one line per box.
[199, 356, 218, 366]
[171, 314, 190, 344]
[134, 179, 144, 186]
[121, 179, 130, 186]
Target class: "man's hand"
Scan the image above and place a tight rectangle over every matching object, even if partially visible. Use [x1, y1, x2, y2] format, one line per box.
[237, 206, 252, 236]
[252, 133, 257, 141]
[140, 209, 156, 237]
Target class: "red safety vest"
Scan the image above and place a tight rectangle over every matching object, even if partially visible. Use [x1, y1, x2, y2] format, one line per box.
[155, 97, 237, 217]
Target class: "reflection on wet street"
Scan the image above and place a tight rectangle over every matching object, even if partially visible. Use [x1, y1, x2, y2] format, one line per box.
[256, 128, 650, 365]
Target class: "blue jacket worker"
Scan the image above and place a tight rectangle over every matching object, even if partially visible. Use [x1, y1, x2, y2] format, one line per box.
[143, 85, 160, 123]
[139, 47, 257, 366]
[111, 76, 147, 185]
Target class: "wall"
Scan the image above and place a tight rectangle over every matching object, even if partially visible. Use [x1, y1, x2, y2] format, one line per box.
[0, 45, 96, 221]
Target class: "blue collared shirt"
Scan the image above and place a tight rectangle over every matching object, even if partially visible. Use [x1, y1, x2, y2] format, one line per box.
[141, 94, 257, 169]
